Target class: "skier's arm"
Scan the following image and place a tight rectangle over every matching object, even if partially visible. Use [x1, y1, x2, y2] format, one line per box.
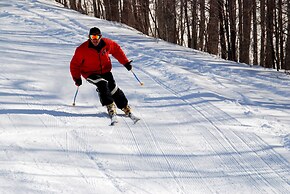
[70, 48, 82, 81]
[110, 40, 130, 65]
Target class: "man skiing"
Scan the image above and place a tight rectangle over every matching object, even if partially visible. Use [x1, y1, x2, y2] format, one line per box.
[70, 27, 138, 124]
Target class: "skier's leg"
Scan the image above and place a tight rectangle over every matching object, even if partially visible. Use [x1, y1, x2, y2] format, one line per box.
[112, 88, 128, 108]
[103, 72, 130, 113]
[87, 74, 116, 116]
[87, 74, 114, 106]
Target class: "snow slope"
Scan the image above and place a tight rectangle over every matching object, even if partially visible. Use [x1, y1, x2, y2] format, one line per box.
[1, 0, 290, 193]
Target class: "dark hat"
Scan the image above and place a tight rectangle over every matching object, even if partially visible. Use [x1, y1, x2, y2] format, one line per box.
[89, 27, 101, 35]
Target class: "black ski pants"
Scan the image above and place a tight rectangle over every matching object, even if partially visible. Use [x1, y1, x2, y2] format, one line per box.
[86, 72, 128, 109]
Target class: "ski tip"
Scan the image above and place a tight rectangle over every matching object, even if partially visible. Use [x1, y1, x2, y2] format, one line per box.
[110, 120, 118, 126]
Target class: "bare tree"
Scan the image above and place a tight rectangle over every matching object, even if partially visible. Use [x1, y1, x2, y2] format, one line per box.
[252, 0, 258, 65]
[276, 0, 284, 70]
[56, 0, 68, 7]
[121, 0, 135, 27]
[57, 0, 290, 72]
[156, 0, 177, 43]
[181, 0, 188, 47]
[191, 0, 198, 49]
[134, 0, 150, 35]
[260, 0, 266, 67]
[285, 0, 290, 70]
[239, 0, 253, 64]
[265, 0, 275, 68]
[103, 0, 120, 21]
[218, 0, 227, 59]
[92, 0, 103, 18]
[224, 0, 237, 61]
[207, 0, 219, 55]
[198, 0, 206, 51]
[77, 0, 84, 13]
[69, 0, 77, 10]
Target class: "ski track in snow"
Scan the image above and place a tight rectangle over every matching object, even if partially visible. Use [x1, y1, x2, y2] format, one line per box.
[0, 0, 290, 193]
[128, 44, 290, 193]
[132, 68, 290, 193]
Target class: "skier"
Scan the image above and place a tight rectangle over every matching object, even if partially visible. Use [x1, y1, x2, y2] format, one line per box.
[70, 27, 138, 124]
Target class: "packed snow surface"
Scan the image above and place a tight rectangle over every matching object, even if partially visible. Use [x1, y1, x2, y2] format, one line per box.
[1, 0, 290, 193]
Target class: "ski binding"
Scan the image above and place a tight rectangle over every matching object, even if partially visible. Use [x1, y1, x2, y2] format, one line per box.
[129, 113, 140, 124]
[110, 114, 118, 126]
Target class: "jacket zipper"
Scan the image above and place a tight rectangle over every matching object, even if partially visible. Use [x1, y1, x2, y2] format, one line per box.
[98, 51, 102, 74]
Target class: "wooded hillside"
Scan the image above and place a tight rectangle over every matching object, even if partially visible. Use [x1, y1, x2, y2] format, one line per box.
[56, 0, 290, 71]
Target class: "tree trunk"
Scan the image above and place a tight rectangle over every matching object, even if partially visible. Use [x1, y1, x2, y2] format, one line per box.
[69, 0, 77, 10]
[265, 0, 275, 68]
[228, 0, 237, 61]
[156, 0, 166, 40]
[92, 0, 102, 18]
[198, 0, 206, 51]
[156, 0, 176, 43]
[166, 0, 176, 43]
[180, 0, 185, 46]
[252, 0, 258, 65]
[103, 0, 111, 20]
[260, 0, 266, 67]
[110, 0, 120, 22]
[240, 0, 252, 64]
[77, 0, 84, 13]
[219, 0, 227, 59]
[207, 0, 219, 54]
[184, 0, 190, 47]
[135, 0, 150, 35]
[285, 0, 290, 70]
[191, 0, 198, 49]
[121, 0, 134, 26]
[103, 0, 120, 21]
[274, 0, 280, 71]
[277, 0, 284, 70]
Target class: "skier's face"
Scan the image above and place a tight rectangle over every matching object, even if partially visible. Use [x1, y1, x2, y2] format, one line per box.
[89, 34, 102, 46]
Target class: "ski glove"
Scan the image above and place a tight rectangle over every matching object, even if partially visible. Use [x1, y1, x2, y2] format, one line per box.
[74, 78, 82, 86]
[124, 60, 133, 71]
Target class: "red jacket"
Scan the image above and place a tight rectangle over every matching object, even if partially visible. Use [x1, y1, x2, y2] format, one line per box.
[70, 38, 130, 79]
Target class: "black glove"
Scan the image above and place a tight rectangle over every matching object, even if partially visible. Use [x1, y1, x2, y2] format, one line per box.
[124, 60, 132, 71]
[74, 78, 82, 86]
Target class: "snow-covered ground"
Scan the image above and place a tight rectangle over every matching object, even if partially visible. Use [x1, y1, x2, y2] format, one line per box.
[1, 0, 290, 193]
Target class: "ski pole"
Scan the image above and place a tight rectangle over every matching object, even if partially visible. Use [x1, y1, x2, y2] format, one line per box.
[72, 86, 79, 106]
[131, 70, 144, 86]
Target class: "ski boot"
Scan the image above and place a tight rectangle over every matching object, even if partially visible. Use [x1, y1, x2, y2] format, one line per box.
[107, 103, 117, 116]
[122, 105, 140, 124]
[122, 105, 132, 116]
[107, 103, 117, 125]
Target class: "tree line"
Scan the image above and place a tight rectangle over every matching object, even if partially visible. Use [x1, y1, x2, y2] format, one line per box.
[56, 0, 290, 71]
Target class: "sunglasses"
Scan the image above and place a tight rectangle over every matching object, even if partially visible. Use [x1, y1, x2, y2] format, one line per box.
[90, 34, 102, 40]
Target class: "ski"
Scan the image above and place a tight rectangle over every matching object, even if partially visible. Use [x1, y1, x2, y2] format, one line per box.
[129, 113, 140, 124]
[109, 113, 140, 125]
[110, 114, 118, 126]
